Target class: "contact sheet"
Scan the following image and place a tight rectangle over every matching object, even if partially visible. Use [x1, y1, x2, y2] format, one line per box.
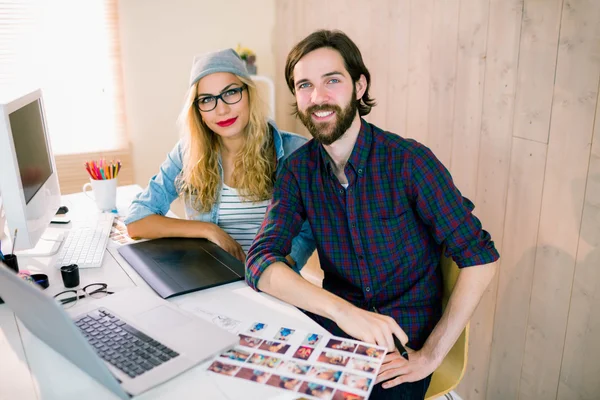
[206, 320, 387, 400]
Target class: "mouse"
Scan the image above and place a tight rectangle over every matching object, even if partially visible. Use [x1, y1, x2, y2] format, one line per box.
[56, 206, 69, 215]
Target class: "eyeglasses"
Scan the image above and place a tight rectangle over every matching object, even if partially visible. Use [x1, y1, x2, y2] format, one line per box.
[53, 283, 114, 309]
[195, 85, 246, 112]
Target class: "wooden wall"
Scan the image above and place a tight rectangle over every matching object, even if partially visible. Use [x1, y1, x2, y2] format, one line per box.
[274, 1, 600, 399]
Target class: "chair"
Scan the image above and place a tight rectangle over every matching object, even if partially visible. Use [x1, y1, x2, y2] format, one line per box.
[424, 254, 469, 399]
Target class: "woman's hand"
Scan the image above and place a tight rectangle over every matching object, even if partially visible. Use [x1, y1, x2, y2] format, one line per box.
[206, 224, 246, 262]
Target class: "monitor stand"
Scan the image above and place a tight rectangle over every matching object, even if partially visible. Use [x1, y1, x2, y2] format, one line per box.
[15, 231, 65, 258]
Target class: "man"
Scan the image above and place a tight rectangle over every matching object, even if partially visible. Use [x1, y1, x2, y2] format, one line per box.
[246, 30, 499, 399]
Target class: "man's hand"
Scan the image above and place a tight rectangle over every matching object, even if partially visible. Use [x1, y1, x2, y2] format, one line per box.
[206, 224, 245, 262]
[332, 304, 408, 352]
[375, 348, 440, 388]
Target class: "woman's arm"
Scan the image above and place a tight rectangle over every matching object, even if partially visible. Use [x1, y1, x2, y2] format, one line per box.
[127, 215, 245, 261]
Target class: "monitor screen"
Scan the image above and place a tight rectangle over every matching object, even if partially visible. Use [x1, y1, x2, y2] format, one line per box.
[8, 99, 53, 204]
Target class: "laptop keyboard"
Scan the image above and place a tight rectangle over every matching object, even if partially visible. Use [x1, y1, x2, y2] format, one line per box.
[74, 307, 179, 378]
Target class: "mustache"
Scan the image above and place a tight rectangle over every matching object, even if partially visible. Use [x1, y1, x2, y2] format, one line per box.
[305, 104, 341, 114]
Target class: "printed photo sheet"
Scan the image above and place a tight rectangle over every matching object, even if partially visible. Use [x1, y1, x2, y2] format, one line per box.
[206, 321, 387, 400]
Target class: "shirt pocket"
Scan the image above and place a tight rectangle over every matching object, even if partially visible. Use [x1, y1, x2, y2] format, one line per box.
[370, 207, 416, 259]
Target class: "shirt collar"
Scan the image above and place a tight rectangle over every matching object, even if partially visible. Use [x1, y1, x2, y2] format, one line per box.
[318, 118, 372, 176]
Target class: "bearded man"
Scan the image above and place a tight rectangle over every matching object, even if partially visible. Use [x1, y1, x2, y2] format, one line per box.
[246, 30, 500, 400]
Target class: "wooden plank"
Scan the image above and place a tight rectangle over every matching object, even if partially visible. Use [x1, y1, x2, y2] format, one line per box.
[361, 2, 389, 128]
[385, 0, 410, 137]
[486, 137, 547, 399]
[274, 0, 298, 133]
[458, 1, 524, 399]
[556, 74, 600, 399]
[513, 0, 563, 143]
[405, 0, 433, 144]
[519, 0, 600, 398]
[449, 0, 490, 201]
[427, 0, 460, 166]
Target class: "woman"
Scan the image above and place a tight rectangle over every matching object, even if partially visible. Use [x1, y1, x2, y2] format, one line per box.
[125, 49, 313, 267]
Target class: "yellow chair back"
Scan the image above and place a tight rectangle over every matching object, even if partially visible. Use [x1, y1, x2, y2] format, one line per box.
[424, 254, 469, 399]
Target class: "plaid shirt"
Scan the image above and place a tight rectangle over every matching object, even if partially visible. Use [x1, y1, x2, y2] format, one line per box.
[246, 119, 500, 349]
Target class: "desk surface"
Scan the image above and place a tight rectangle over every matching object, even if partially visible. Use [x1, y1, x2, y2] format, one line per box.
[0, 185, 325, 400]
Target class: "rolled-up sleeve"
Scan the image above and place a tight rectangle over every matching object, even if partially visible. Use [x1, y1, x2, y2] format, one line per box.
[124, 142, 184, 225]
[409, 144, 500, 267]
[246, 164, 306, 290]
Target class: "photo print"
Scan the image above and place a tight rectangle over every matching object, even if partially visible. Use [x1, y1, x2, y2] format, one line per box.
[208, 361, 240, 376]
[307, 366, 342, 383]
[317, 351, 350, 367]
[221, 348, 252, 362]
[325, 339, 357, 353]
[302, 333, 322, 347]
[247, 353, 282, 368]
[239, 334, 263, 348]
[298, 381, 335, 399]
[266, 374, 303, 391]
[341, 372, 372, 392]
[259, 340, 291, 354]
[355, 344, 385, 360]
[332, 390, 365, 400]
[293, 346, 314, 361]
[235, 367, 271, 384]
[274, 327, 295, 341]
[248, 322, 267, 334]
[347, 358, 378, 374]
[278, 360, 311, 375]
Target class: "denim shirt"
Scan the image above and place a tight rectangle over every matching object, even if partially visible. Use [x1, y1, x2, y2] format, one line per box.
[125, 121, 315, 269]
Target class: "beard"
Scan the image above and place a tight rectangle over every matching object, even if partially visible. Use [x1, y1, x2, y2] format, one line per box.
[296, 92, 358, 146]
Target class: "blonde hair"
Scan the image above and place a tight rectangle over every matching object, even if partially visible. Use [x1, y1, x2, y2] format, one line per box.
[176, 75, 275, 213]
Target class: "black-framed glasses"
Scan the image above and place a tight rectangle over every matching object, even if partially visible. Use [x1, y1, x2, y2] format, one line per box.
[53, 283, 114, 309]
[195, 85, 247, 112]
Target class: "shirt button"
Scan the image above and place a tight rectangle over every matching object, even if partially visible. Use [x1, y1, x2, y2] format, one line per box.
[358, 255, 364, 260]
[339, 189, 344, 194]
[365, 287, 371, 292]
[358, 168, 363, 174]
[351, 223, 356, 228]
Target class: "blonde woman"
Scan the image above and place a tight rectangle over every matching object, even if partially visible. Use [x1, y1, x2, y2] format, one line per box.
[125, 49, 313, 266]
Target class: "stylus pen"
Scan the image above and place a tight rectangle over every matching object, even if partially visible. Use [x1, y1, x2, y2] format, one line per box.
[372, 306, 409, 360]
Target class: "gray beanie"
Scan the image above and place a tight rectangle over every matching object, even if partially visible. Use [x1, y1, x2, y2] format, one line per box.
[189, 48, 250, 87]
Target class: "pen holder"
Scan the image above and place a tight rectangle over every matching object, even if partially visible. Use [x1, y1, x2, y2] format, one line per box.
[0, 254, 19, 304]
[60, 264, 80, 288]
[3, 254, 19, 273]
[83, 178, 117, 212]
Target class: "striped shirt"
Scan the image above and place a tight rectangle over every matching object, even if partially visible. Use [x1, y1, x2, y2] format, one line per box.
[218, 183, 270, 253]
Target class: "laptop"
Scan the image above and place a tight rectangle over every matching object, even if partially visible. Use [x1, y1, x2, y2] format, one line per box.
[0, 262, 239, 399]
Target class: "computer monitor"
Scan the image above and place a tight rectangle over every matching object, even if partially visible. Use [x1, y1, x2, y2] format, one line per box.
[0, 89, 61, 251]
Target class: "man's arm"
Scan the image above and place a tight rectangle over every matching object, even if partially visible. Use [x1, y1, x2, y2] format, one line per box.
[247, 163, 408, 352]
[376, 261, 497, 387]
[374, 143, 500, 387]
[257, 261, 409, 352]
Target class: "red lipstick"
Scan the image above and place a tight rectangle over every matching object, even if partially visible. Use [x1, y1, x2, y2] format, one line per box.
[216, 117, 237, 127]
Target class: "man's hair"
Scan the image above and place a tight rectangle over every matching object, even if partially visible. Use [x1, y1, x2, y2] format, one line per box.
[284, 29, 376, 116]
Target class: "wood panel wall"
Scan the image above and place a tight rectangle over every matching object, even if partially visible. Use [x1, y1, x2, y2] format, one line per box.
[274, 1, 600, 399]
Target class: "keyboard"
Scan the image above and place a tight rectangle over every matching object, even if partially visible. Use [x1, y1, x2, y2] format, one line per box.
[54, 214, 114, 269]
[75, 307, 179, 379]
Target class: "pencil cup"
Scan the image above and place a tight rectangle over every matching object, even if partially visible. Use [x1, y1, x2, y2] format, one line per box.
[83, 178, 117, 211]
[3, 254, 19, 273]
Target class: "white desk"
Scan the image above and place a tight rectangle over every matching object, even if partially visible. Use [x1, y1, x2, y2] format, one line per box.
[0, 185, 326, 400]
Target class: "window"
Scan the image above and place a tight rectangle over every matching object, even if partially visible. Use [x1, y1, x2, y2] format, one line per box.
[0, 0, 132, 193]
